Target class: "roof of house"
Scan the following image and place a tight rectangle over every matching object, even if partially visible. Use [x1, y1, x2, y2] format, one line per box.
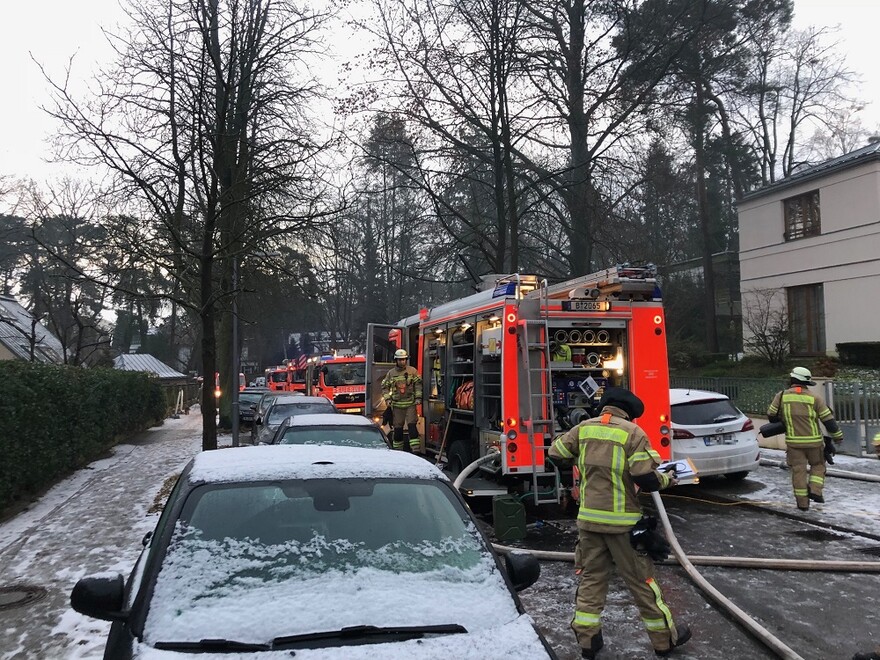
[741, 140, 880, 202]
[0, 294, 65, 363]
[113, 353, 188, 379]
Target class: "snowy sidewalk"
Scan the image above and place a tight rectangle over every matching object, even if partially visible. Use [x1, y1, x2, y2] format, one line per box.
[0, 410, 208, 660]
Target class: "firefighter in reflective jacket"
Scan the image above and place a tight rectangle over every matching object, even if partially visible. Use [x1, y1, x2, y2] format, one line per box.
[381, 349, 423, 451]
[767, 367, 843, 510]
[549, 387, 691, 658]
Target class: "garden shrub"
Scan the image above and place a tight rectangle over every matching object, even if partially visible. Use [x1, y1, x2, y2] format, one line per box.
[0, 362, 166, 512]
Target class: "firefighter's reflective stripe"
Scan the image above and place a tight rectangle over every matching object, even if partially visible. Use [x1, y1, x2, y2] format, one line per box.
[578, 507, 642, 525]
[809, 474, 824, 486]
[782, 392, 822, 443]
[576, 425, 636, 526]
[553, 436, 575, 459]
[644, 617, 667, 632]
[579, 425, 628, 445]
[645, 578, 674, 631]
[794, 488, 808, 497]
[573, 610, 601, 627]
[628, 449, 662, 466]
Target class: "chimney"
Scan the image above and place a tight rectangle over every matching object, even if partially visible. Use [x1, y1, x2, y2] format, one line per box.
[868, 135, 880, 145]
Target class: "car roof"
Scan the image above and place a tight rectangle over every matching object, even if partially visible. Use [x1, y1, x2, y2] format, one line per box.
[283, 413, 374, 427]
[188, 444, 444, 484]
[669, 388, 731, 405]
[271, 395, 334, 406]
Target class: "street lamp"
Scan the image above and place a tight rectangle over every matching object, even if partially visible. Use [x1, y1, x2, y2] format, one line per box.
[231, 249, 280, 448]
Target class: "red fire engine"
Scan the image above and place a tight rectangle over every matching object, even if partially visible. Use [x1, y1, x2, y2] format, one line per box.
[365, 266, 672, 504]
[264, 365, 307, 393]
[306, 354, 367, 414]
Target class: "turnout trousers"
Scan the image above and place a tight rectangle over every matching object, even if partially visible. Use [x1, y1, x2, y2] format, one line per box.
[785, 443, 825, 508]
[572, 529, 680, 653]
[391, 405, 420, 451]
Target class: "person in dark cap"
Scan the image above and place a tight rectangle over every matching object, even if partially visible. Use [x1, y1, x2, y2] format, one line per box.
[549, 387, 690, 658]
[767, 367, 843, 510]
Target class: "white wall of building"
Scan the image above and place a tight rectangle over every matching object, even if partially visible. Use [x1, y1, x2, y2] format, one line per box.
[739, 159, 880, 356]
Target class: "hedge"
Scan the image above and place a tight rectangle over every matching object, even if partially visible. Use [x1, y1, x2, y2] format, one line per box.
[0, 361, 167, 512]
[837, 342, 880, 368]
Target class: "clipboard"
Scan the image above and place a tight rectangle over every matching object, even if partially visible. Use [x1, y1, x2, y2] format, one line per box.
[657, 457, 699, 485]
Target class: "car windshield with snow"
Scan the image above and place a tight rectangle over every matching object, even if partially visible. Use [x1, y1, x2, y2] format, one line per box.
[669, 388, 761, 480]
[70, 445, 553, 659]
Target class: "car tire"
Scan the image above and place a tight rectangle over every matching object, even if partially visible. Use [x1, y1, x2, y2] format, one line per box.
[446, 440, 471, 476]
[724, 471, 750, 482]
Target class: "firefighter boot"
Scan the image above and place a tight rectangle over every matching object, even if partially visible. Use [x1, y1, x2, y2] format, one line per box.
[808, 490, 825, 504]
[580, 630, 604, 659]
[392, 427, 405, 451]
[655, 624, 692, 656]
[407, 423, 420, 453]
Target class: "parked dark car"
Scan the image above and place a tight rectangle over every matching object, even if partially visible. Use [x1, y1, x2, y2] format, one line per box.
[254, 396, 338, 445]
[70, 445, 554, 659]
[238, 387, 269, 426]
[270, 413, 389, 448]
[249, 392, 302, 444]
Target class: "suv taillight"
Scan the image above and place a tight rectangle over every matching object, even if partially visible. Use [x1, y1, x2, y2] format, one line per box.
[741, 419, 754, 432]
[672, 428, 695, 440]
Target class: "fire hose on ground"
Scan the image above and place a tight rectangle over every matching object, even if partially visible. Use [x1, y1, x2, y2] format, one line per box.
[759, 457, 880, 483]
[454, 454, 880, 658]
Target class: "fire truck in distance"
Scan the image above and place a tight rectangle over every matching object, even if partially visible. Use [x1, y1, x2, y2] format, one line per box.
[306, 353, 367, 414]
[365, 265, 672, 505]
[264, 364, 307, 393]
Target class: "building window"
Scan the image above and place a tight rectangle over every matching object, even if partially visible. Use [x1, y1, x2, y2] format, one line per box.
[787, 284, 825, 355]
[782, 190, 820, 241]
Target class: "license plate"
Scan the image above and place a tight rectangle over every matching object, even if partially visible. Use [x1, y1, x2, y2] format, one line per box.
[562, 300, 610, 312]
[704, 434, 736, 446]
[345, 408, 364, 414]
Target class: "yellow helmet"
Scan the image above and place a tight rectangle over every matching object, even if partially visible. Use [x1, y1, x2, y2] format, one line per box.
[394, 349, 408, 360]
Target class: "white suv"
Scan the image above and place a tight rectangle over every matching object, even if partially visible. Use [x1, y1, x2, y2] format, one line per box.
[669, 388, 761, 481]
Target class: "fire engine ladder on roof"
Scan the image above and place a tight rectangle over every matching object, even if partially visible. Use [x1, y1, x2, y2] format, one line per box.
[518, 317, 561, 505]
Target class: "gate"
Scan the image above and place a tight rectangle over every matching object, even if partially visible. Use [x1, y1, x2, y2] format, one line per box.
[828, 381, 880, 456]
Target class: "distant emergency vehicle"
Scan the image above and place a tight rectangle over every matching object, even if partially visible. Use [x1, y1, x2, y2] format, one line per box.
[365, 266, 672, 505]
[307, 354, 367, 414]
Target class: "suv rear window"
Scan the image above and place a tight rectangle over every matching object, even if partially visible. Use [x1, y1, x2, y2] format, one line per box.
[671, 398, 741, 426]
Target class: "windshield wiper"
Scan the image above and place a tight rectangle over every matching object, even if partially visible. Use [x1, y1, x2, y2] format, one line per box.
[272, 624, 468, 649]
[154, 639, 271, 652]
[712, 414, 738, 422]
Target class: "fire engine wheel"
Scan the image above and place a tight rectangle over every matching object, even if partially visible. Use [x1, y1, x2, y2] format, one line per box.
[446, 440, 471, 476]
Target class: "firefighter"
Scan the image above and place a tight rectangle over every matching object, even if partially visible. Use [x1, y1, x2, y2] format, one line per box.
[767, 367, 843, 511]
[549, 387, 691, 658]
[381, 349, 423, 452]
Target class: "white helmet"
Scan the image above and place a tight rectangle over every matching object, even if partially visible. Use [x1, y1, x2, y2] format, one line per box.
[394, 349, 408, 360]
[790, 366, 816, 385]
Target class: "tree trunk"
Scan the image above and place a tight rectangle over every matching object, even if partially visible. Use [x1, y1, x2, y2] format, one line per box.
[694, 85, 719, 353]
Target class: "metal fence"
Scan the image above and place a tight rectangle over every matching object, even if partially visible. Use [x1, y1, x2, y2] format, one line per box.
[669, 376, 880, 455]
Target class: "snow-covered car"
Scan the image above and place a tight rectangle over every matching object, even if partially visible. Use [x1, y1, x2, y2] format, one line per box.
[70, 445, 555, 659]
[269, 412, 390, 448]
[670, 388, 761, 481]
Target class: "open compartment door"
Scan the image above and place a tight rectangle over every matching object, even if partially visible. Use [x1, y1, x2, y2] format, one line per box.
[365, 323, 407, 416]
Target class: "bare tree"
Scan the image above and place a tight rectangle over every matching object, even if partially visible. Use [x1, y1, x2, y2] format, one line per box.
[43, 0, 332, 449]
[742, 287, 789, 366]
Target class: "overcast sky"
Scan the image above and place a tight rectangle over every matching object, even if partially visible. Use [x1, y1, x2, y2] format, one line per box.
[1, 0, 878, 185]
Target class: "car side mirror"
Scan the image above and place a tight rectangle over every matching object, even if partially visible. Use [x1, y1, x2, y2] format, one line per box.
[71, 574, 128, 622]
[503, 551, 541, 592]
[141, 531, 153, 547]
[249, 404, 257, 411]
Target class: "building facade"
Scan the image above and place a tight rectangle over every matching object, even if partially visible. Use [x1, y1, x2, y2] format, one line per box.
[738, 141, 880, 357]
